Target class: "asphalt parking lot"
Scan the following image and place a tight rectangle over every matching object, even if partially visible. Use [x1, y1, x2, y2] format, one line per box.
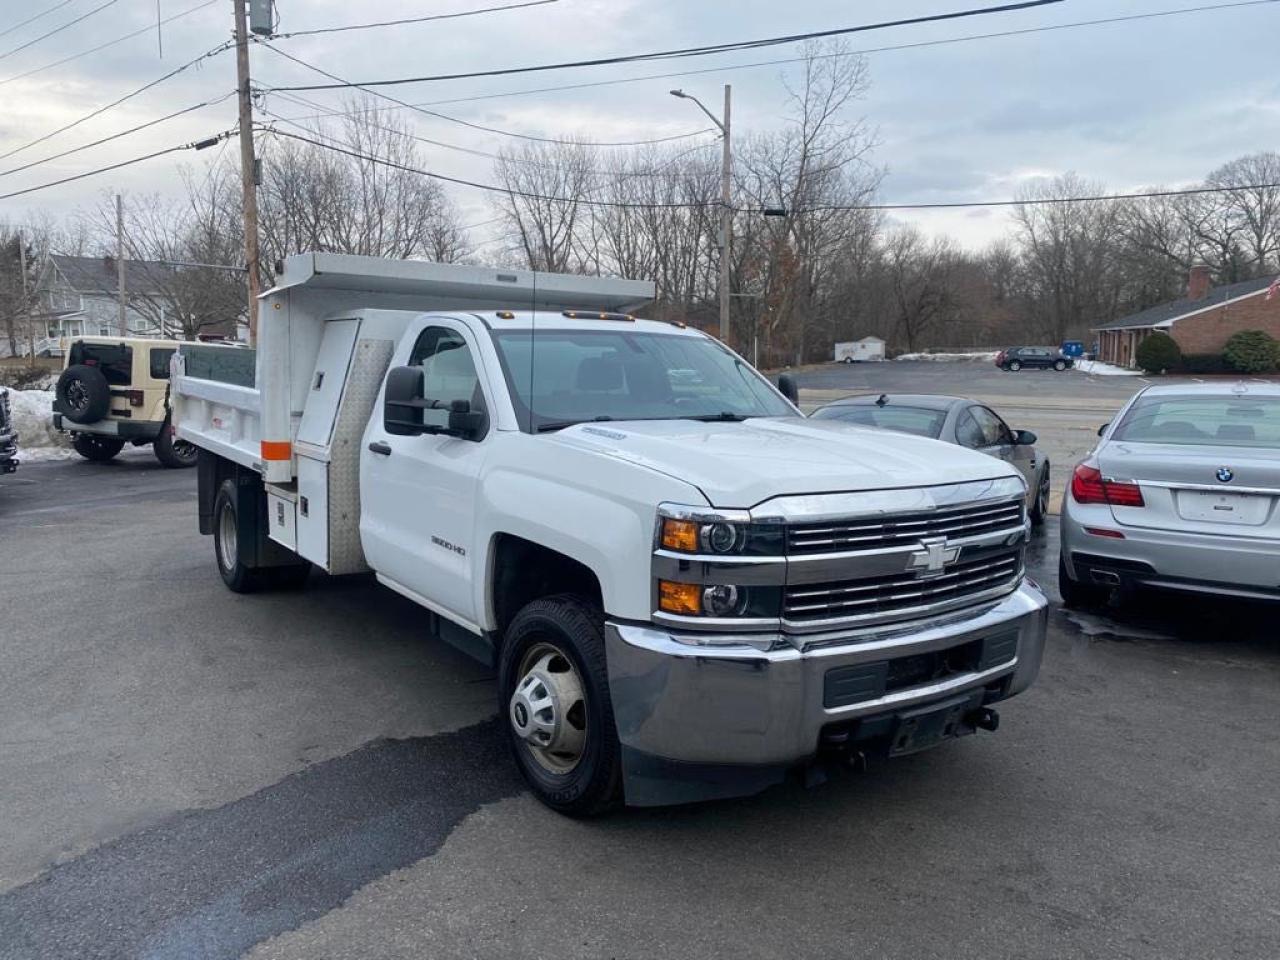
[2, 363, 1278, 960]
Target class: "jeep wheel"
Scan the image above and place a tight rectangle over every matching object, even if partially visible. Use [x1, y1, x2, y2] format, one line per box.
[72, 434, 125, 462]
[153, 422, 197, 469]
[56, 365, 111, 424]
[498, 595, 622, 817]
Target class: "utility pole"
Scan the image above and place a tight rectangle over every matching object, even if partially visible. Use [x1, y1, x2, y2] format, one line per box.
[233, 0, 262, 345]
[719, 84, 732, 347]
[116, 193, 127, 336]
[18, 231, 34, 363]
[670, 85, 732, 345]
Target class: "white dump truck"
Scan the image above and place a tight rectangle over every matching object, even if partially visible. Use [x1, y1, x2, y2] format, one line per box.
[172, 253, 1047, 814]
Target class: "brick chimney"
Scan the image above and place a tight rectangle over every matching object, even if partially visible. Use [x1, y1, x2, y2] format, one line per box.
[1187, 265, 1212, 301]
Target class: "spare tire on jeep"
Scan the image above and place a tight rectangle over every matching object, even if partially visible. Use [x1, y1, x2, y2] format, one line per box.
[56, 364, 111, 424]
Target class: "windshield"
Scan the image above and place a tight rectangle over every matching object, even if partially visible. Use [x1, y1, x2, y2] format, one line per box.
[491, 328, 796, 432]
[810, 403, 946, 438]
[1113, 395, 1280, 448]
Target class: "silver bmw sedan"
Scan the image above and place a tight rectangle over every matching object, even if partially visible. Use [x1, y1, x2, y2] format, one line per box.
[1059, 382, 1280, 607]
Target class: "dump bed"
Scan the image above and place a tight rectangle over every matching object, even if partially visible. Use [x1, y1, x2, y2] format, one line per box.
[172, 253, 654, 483]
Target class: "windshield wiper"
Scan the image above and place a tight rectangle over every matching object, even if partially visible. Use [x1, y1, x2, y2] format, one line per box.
[535, 416, 615, 433]
[681, 412, 752, 422]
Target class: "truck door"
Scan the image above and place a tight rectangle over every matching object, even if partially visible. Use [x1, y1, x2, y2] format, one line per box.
[360, 320, 492, 630]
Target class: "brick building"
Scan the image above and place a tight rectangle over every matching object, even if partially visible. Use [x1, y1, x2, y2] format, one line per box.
[1094, 266, 1280, 368]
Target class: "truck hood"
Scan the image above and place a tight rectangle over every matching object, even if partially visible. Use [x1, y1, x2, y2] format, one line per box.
[547, 417, 1016, 508]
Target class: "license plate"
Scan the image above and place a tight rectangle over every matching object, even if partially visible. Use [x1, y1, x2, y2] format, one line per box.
[888, 697, 974, 756]
[1176, 490, 1271, 526]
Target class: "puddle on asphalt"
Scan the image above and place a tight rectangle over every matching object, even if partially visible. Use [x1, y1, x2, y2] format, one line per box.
[1059, 609, 1177, 643]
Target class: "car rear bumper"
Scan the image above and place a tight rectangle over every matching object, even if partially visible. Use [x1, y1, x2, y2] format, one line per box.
[1061, 502, 1280, 599]
[53, 413, 162, 441]
[605, 582, 1048, 805]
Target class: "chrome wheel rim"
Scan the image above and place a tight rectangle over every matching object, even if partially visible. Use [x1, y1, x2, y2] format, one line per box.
[217, 501, 237, 572]
[67, 381, 88, 411]
[509, 641, 587, 774]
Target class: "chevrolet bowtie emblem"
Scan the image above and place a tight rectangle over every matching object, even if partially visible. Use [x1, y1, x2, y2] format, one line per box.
[907, 537, 960, 578]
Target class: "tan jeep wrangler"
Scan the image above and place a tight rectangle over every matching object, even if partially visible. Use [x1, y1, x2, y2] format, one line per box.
[52, 337, 197, 468]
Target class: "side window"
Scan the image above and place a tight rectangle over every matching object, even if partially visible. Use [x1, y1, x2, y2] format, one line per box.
[409, 326, 485, 432]
[972, 406, 1012, 446]
[150, 348, 175, 380]
[956, 410, 985, 448]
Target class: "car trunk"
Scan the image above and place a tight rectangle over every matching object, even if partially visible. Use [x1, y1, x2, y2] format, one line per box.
[1098, 441, 1280, 540]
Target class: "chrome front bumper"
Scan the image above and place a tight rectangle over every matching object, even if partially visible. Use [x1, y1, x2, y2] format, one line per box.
[606, 581, 1048, 804]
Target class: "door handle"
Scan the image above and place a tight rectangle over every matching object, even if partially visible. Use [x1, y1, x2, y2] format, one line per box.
[368, 441, 392, 456]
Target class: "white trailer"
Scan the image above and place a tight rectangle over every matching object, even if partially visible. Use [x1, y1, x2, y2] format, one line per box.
[834, 337, 886, 363]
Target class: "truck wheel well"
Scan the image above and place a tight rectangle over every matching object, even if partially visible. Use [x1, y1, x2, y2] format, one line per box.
[491, 534, 603, 634]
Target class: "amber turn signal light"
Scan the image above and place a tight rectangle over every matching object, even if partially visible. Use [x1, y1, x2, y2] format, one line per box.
[660, 518, 699, 552]
[658, 580, 702, 615]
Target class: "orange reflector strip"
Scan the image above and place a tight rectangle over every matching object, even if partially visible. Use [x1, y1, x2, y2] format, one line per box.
[660, 518, 699, 552]
[261, 440, 292, 461]
[658, 580, 702, 616]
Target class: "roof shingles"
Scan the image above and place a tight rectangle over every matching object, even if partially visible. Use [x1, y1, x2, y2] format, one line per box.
[1095, 275, 1277, 331]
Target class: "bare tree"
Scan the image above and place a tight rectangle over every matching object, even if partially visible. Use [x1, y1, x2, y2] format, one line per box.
[492, 139, 596, 272]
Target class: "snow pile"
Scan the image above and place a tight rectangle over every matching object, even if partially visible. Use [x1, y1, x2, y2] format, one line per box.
[6, 389, 73, 461]
[895, 351, 1000, 363]
[1075, 359, 1142, 377]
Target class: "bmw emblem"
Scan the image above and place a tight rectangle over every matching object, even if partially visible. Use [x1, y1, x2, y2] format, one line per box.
[1216, 467, 1234, 483]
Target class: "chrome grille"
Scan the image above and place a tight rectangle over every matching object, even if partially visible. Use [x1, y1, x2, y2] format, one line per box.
[784, 549, 1022, 625]
[787, 497, 1024, 555]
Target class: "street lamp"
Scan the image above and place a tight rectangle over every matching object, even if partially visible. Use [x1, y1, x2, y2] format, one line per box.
[670, 86, 732, 345]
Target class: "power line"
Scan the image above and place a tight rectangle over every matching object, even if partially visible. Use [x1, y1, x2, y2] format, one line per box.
[261, 91, 718, 177]
[271, 0, 559, 40]
[271, 0, 1067, 91]
[258, 42, 716, 147]
[0, 0, 121, 63]
[0, 92, 234, 179]
[0, 130, 233, 202]
[0, 42, 231, 163]
[257, 126, 1280, 214]
[271, 0, 1280, 123]
[0, 0, 80, 42]
[0, 0, 219, 87]
[260, 126, 715, 210]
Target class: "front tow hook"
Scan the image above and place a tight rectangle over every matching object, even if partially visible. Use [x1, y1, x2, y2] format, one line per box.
[968, 707, 1000, 732]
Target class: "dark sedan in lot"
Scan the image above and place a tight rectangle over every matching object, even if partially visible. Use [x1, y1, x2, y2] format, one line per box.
[810, 393, 1051, 523]
[996, 347, 1072, 372]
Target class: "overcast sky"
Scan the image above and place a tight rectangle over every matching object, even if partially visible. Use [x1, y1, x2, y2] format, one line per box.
[2, 0, 1279, 253]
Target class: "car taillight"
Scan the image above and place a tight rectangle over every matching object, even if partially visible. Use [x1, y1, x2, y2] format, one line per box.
[1070, 463, 1144, 507]
[127, 390, 145, 407]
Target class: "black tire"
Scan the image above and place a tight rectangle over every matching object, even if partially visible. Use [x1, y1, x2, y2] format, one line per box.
[153, 421, 198, 469]
[1058, 553, 1109, 609]
[71, 434, 125, 462]
[498, 595, 622, 817]
[212, 478, 310, 592]
[1008, 360, 1022, 372]
[1053, 359, 1067, 371]
[56, 364, 111, 424]
[1030, 463, 1050, 525]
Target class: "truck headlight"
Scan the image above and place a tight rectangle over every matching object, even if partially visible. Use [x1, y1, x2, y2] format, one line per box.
[657, 506, 784, 556]
[657, 580, 782, 619]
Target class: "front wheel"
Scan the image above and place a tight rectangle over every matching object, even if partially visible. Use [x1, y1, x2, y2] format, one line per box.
[72, 434, 124, 462]
[1030, 463, 1050, 525]
[153, 422, 198, 468]
[498, 595, 622, 817]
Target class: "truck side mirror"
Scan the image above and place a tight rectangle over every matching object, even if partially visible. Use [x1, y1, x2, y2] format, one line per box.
[448, 399, 486, 441]
[777, 373, 799, 405]
[384, 365, 425, 435]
